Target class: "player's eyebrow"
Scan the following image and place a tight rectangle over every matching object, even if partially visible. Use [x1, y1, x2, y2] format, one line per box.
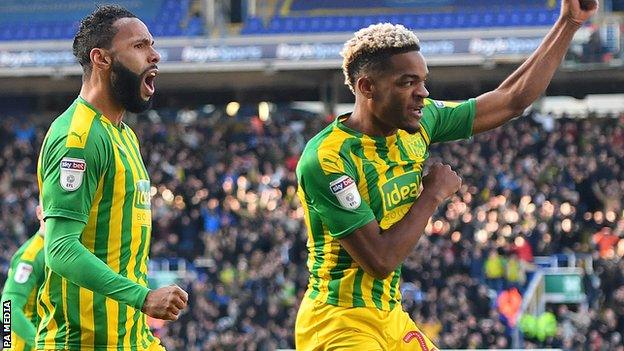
[399, 73, 429, 81]
[133, 37, 154, 46]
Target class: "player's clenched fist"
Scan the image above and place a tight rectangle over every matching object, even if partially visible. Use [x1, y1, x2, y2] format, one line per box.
[421, 163, 462, 203]
[141, 284, 188, 320]
[561, 0, 598, 25]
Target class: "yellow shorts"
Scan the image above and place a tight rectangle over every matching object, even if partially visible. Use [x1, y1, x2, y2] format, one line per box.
[295, 297, 438, 350]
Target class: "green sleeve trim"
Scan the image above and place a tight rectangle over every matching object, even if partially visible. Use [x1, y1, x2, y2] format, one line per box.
[331, 215, 376, 239]
[44, 208, 89, 224]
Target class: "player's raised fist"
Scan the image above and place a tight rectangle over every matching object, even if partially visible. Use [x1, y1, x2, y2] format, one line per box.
[421, 163, 462, 203]
[562, 0, 598, 25]
[141, 285, 189, 321]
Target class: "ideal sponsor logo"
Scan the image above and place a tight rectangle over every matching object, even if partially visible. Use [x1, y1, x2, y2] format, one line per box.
[60, 159, 86, 171]
[381, 172, 421, 212]
[330, 176, 354, 194]
[134, 180, 151, 210]
[2, 300, 10, 348]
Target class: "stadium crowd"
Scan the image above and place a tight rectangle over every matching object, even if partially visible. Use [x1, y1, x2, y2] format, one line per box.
[0, 105, 623, 350]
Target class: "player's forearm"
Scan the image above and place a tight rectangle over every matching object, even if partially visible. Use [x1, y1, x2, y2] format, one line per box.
[1, 293, 36, 347]
[496, 18, 580, 111]
[376, 191, 440, 276]
[45, 217, 150, 310]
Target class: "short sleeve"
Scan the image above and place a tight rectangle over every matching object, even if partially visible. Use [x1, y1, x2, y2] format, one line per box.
[39, 129, 109, 224]
[297, 153, 375, 239]
[421, 98, 476, 143]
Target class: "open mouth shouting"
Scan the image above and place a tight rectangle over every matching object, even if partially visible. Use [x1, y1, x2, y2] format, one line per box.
[141, 67, 158, 100]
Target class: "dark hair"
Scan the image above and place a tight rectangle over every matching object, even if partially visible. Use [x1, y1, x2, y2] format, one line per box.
[346, 44, 420, 88]
[72, 4, 137, 72]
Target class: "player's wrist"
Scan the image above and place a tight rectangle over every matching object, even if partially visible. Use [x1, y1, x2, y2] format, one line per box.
[138, 287, 152, 312]
[557, 14, 584, 29]
[419, 188, 446, 206]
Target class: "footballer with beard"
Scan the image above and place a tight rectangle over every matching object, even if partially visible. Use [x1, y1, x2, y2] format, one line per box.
[35, 5, 187, 351]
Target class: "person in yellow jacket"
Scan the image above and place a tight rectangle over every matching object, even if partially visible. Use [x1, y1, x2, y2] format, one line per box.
[485, 249, 506, 292]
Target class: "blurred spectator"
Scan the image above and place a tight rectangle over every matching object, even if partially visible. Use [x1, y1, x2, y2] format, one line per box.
[0, 106, 623, 349]
[485, 249, 506, 292]
[582, 29, 607, 63]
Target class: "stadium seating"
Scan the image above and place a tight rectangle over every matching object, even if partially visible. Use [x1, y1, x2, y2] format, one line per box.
[242, 9, 559, 35]
[241, 0, 559, 35]
[0, 0, 200, 41]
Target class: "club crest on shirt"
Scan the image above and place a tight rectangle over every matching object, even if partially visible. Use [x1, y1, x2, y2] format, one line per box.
[59, 157, 86, 191]
[404, 134, 427, 160]
[14, 262, 33, 284]
[329, 175, 361, 210]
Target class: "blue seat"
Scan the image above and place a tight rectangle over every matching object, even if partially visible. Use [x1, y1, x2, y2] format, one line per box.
[241, 17, 264, 34]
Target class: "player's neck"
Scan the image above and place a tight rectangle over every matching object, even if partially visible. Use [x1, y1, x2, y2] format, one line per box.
[79, 78, 125, 126]
[346, 103, 397, 137]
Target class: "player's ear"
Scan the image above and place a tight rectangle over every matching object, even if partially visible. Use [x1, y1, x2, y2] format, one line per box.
[90, 48, 112, 70]
[357, 76, 375, 99]
[35, 205, 43, 221]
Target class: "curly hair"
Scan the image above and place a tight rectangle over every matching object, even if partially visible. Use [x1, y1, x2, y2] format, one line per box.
[72, 4, 137, 73]
[341, 23, 420, 94]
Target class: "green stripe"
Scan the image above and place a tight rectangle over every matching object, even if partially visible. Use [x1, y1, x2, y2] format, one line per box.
[374, 138, 395, 180]
[305, 138, 341, 299]
[129, 307, 140, 348]
[371, 279, 384, 310]
[49, 273, 66, 347]
[120, 128, 148, 180]
[36, 269, 52, 346]
[352, 268, 366, 307]
[307, 210, 326, 299]
[136, 227, 148, 286]
[326, 277, 341, 303]
[131, 226, 149, 344]
[327, 246, 352, 303]
[129, 129, 149, 180]
[388, 267, 401, 310]
[140, 314, 150, 348]
[324, 137, 357, 303]
[395, 134, 415, 173]
[66, 282, 82, 346]
[93, 123, 118, 346]
[352, 139, 384, 220]
[117, 135, 134, 347]
[144, 316, 154, 343]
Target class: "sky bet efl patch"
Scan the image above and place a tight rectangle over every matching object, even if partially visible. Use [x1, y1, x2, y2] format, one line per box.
[329, 175, 361, 210]
[60, 157, 86, 191]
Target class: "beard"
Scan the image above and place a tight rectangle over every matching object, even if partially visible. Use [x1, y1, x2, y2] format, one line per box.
[110, 59, 153, 113]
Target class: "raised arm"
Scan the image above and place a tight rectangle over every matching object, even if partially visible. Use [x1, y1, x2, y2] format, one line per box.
[472, 0, 598, 134]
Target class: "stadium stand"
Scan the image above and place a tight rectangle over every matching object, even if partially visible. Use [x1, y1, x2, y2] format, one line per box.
[1, 105, 622, 349]
[0, 0, 201, 41]
[241, 0, 560, 35]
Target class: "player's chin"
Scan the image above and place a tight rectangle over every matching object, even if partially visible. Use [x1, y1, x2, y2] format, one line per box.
[401, 120, 422, 134]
